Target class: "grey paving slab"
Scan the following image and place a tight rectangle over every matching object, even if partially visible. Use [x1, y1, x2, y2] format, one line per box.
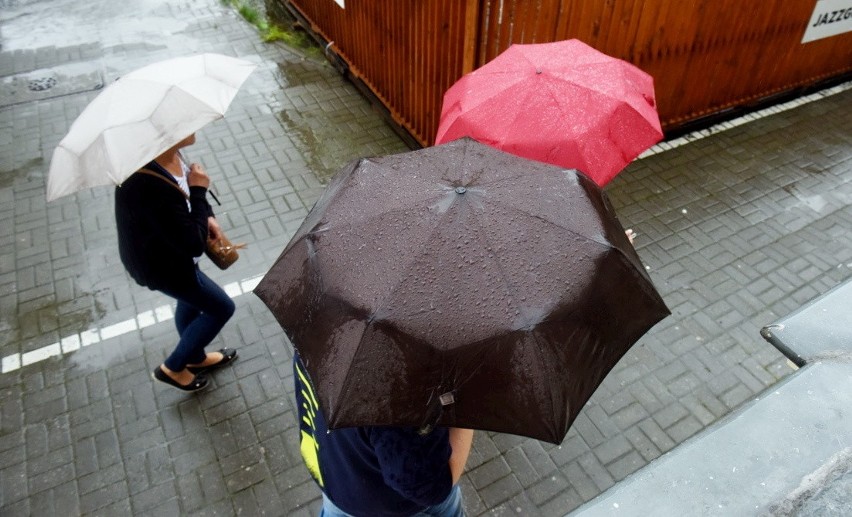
[1, 0, 852, 515]
[573, 278, 852, 515]
[577, 271, 852, 514]
[571, 360, 852, 517]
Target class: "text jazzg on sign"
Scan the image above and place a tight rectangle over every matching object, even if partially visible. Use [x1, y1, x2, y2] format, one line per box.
[802, 0, 852, 43]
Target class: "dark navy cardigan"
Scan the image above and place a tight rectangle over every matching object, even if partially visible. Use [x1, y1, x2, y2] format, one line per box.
[114, 162, 213, 290]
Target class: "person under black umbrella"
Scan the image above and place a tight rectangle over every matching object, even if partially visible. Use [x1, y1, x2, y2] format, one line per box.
[293, 350, 473, 516]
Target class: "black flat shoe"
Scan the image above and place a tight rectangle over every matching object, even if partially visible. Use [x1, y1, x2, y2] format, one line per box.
[187, 348, 238, 374]
[152, 366, 208, 392]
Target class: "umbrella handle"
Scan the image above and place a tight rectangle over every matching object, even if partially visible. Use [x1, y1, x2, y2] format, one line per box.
[179, 150, 222, 206]
[208, 187, 221, 206]
[418, 389, 457, 434]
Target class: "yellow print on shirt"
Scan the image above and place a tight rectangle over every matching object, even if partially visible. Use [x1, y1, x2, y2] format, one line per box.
[297, 363, 324, 487]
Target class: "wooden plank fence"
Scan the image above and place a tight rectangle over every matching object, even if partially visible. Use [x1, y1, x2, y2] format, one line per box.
[282, 0, 852, 147]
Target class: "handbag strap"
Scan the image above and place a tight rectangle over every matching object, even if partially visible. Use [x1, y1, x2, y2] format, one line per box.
[136, 168, 190, 199]
[136, 167, 245, 249]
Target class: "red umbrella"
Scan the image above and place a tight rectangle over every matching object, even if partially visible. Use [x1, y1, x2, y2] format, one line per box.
[435, 39, 663, 187]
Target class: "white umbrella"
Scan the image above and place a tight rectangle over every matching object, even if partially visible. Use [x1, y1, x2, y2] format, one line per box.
[47, 53, 257, 201]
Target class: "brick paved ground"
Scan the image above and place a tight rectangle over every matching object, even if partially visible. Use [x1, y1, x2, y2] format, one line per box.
[1, 0, 851, 515]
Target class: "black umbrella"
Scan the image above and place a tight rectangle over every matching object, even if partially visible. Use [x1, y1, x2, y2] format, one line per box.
[255, 138, 668, 443]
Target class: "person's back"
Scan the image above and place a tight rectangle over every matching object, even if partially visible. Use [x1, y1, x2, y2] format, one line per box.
[293, 352, 471, 517]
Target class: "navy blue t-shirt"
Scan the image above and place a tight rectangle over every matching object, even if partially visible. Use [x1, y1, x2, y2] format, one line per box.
[294, 353, 454, 517]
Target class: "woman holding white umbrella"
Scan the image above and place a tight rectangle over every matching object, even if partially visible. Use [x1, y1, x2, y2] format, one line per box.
[47, 54, 257, 391]
[115, 133, 236, 392]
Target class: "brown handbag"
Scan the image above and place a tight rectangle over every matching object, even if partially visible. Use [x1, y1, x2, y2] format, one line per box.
[205, 233, 245, 270]
[136, 168, 245, 270]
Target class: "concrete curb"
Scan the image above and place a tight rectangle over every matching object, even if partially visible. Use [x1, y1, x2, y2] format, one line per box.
[571, 280, 852, 516]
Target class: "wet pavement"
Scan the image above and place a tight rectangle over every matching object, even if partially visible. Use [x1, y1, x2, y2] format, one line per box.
[1, 0, 851, 515]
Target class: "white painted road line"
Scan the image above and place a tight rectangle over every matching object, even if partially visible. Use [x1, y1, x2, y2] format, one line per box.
[639, 81, 852, 158]
[1, 274, 264, 374]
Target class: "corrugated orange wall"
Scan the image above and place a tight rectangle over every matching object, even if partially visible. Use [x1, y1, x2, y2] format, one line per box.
[283, 0, 852, 146]
[282, 0, 475, 146]
[477, 0, 852, 130]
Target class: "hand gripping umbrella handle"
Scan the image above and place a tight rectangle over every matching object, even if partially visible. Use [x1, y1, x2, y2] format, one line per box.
[136, 168, 220, 207]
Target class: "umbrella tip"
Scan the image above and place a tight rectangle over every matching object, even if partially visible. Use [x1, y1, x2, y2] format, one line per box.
[455, 186, 467, 194]
[536, 68, 543, 74]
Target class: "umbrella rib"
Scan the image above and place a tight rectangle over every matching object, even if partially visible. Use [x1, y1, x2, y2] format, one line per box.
[490, 80, 563, 149]
[453, 70, 533, 114]
[465, 199, 613, 326]
[481, 196, 615, 250]
[324, 190, 449, 234]
[469, 81, 541, 148]
[332, 206, 464, 418]
[368, 201, 463, 322]
[549, 63, 637, 106]
[528, 329, 561, 439]
[464, 200, 523, 314]
[328, 311, 374, 422]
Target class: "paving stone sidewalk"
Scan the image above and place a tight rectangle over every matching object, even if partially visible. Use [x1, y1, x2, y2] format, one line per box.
[1, 0, 851, 515]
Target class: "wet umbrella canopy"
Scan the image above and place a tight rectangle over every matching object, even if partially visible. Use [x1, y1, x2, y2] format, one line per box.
[47, 53, 256, 201]
[435, 39, 663, 187]
[255, 138, 669, 444]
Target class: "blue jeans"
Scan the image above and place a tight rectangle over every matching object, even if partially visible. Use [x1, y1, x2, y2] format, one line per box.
[157, 267, 235, 371]
[320, 485, 464, 517]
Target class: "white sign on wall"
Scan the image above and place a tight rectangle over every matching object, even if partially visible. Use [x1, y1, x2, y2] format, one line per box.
[333, 0, 345, 8]
[801, 0, 852, 43]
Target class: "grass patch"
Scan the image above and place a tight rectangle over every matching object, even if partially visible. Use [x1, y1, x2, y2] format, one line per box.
[223, 0, 321, 54]
[238, 5, 261, 26]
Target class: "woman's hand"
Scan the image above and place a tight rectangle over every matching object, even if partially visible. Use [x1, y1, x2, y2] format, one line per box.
[207, 216, 222, 241]
[188, 163, 210, 189]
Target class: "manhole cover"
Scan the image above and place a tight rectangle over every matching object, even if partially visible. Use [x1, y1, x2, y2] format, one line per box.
[28, 76, 57, 91]
[0, 62, 104, 107]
